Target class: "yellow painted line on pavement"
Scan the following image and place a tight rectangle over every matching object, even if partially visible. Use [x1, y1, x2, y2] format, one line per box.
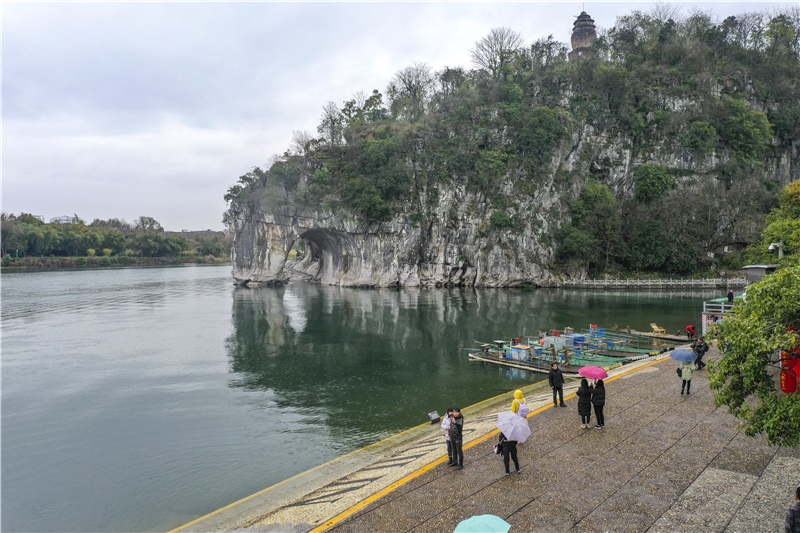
[311, 355, 667, 532]
[172, 356, 668, 533]
[167, 419, 440, 532]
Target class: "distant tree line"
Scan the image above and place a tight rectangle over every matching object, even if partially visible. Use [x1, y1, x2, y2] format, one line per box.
[1, 214, 229, 260]
[225, 6, 800, 276]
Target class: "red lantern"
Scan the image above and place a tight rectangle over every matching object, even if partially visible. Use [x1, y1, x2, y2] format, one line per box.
[780, 347, 800, 394]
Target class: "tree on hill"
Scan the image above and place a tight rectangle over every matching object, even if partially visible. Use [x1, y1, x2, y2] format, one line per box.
[223, 6, 800, 277]
[709, 264, 800, 447]
[470, 27, 524, 80]
[743, 179, 800, 266]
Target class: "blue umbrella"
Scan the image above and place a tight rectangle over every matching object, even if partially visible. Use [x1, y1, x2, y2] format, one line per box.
[454, 514, 511, 533]
[670, 348, 696, 363]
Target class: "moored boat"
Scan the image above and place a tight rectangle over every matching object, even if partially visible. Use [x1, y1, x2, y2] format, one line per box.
[468, 340, 629, 375]
[466, 323, 679, 375]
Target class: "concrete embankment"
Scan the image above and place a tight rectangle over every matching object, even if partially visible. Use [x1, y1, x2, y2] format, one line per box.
[172, 348, 799, 533]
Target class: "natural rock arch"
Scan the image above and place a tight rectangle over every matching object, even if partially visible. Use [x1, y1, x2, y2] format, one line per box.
[230, 208, 409, 287]
[228, 198, 558, 288]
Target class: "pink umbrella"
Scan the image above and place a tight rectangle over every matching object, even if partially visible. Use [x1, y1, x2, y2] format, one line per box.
[578, 365, 608, 380]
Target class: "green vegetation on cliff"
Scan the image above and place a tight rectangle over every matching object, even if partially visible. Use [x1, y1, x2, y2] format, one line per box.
[225, 7, 799, 276]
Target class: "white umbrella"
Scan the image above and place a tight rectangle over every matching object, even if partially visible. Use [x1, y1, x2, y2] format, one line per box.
[497, 411, 531, 443]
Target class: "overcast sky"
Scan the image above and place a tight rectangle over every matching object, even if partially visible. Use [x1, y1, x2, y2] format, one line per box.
[3, 1, 795, 231]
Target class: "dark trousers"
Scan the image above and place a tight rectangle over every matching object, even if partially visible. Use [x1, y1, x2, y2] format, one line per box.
[446, 439, 454, 463]
[594, 404, 605, 426]
[502, 441, 519, 473]
[695, 354, 706, 369]
[552, 386, 564, 405]
[452, 437, 463, 466]
[681, 379, 692, 393]
[581, 414, 591, 424]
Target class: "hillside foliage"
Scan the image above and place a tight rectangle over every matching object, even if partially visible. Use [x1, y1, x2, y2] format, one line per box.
[225, 7, 800, 276]
[0, 214, 229, 261]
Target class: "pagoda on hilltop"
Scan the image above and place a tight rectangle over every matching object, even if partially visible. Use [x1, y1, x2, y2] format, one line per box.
[569, 11, 597, 61]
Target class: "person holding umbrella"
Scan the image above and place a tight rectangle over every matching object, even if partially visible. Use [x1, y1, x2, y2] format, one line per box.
[671, 348, 697, 394]
[496, 411, 530, 476]
[498, 433, 520, 476]
[576, 378, 594, 429]
[679, 360, 694, 394]
[577, 366, 607, 429]
[591, 379, 606, 428]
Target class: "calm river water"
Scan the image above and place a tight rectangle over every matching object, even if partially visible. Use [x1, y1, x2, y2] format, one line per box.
[1, 265, 718, 532]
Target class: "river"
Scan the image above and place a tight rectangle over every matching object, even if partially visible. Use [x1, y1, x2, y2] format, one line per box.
[0, 265, 717, 532]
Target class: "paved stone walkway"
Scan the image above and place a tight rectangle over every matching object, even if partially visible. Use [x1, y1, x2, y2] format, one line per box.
[174, 347, 799, 533]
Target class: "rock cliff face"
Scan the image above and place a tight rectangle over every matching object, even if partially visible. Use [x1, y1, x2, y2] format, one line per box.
[229, 124, 796, 287]
[229, 175, 568, 287]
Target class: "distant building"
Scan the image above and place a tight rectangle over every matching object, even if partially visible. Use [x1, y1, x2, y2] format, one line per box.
[569, 11, 597, 61]
[51, 215, 77, 224]
[742, 264, 778, 283]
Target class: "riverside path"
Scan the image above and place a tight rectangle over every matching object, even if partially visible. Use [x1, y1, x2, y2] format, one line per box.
[171, 346, 799, 533]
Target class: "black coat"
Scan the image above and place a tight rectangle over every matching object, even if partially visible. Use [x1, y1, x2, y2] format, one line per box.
[591, 384, 606, 406]
[449, 414, 464, 439]
[576, 384, 593, 416]
[548, 368, 565, 388]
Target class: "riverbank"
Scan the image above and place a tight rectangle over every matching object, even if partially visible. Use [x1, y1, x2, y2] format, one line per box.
[171, 346, 799, 533]
[0, 255, 230, 271]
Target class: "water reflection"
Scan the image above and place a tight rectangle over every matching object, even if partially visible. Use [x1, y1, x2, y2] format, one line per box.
[224, 284, 715, 444]
[225, 285, 546, 443]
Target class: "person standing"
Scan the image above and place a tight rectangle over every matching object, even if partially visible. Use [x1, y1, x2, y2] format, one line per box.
[549, 363, 566, 407]
[441, 407, 454, 466]
[591, 379, 606, 428]
[679, 361, 694, 395]
[499, 432, 520, 476]
[511, 389, 529, 418]
[694, 337, 710, 370]
[449, 407, 464, 470]
[786, 482, 800, 533]
[727, 289, 735, 303]
[576, 378, 593, 429]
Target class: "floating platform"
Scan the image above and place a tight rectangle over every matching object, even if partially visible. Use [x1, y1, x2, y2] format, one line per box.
[466, 350, 625, 375]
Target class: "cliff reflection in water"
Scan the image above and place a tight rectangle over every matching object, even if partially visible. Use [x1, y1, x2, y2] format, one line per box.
[225, 284, 549, 443]
[225, 284, 712, 445]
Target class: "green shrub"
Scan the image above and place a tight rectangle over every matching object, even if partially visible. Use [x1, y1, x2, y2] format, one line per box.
[490, 211, 514, 228]
[682, 121, 718, 157]
[633, 165, 673, 203]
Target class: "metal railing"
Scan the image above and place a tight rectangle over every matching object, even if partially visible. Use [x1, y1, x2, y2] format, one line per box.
[558, 278, 747, 289]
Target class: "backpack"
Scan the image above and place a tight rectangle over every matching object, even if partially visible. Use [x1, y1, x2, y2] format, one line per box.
[517, 403, 529, 418]
[494, 435, 507, 455]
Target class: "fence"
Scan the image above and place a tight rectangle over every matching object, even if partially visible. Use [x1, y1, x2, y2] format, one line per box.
[554, 278, 748, 289]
